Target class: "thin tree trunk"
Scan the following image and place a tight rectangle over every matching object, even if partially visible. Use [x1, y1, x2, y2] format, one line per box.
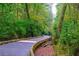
[48, 4, 53, 35]
[25, 4, 30, 19]
[16, 4, 19, 20]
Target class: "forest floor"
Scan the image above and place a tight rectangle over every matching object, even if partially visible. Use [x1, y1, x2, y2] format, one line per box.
[34, 40, 54, 56]
[0, 35, 51, 56]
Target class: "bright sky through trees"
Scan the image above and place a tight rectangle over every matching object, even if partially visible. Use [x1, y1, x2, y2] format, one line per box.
[51, 4, 57, 18]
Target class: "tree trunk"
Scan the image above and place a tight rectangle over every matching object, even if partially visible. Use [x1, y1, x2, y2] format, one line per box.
[25, 4, 34, 37]
[48, 4, 53, 35]
[25, 4, 30, 19]
[57, 4, 67, 38]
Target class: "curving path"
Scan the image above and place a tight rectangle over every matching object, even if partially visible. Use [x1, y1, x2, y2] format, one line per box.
[0, 35, 50, 56]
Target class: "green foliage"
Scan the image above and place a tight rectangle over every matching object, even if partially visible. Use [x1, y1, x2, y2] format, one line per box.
[53, 4, 79, 55]
[0, 3, 51, 41]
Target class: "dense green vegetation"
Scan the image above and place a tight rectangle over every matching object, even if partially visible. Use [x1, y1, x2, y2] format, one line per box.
[53, 4, 79, 55]
[1, 3, 79, 56]
[0, 3, 52, 41]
